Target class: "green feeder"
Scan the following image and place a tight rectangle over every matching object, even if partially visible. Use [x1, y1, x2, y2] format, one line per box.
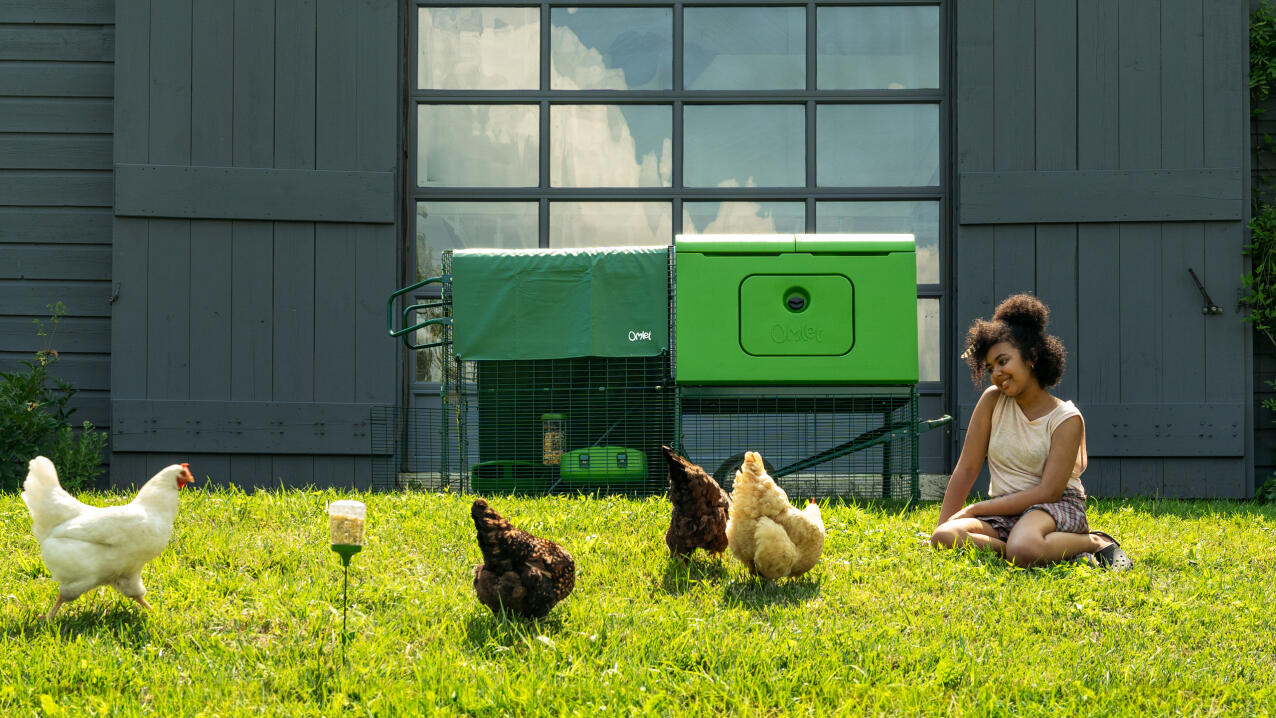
[328, 499, 366, 666]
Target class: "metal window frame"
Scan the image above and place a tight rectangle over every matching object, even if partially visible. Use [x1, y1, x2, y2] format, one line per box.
[405, 1, 951, 462]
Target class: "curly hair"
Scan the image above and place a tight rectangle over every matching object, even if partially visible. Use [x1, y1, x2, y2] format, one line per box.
[963, 293, 1067, 388]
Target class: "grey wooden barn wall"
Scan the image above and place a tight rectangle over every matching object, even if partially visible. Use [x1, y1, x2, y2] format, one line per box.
[109, 0, 399, 488]
[1, 0, 115, 472]
[954, 0, 1252, 498]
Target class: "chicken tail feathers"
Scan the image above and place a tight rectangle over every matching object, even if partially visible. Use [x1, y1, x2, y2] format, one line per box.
[752, 515, 798, 579]
[22, 456, 84, 541]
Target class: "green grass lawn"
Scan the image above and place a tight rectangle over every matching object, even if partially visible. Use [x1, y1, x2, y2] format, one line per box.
[1, 489, 1274, 716]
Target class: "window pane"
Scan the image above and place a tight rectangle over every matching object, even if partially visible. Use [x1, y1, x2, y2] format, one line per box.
[817, 201, 939, 284]
[550, 202, 672, 247]
[817, 104, 939, 187]
[682, 202, 805, 234]
[551, 8, 672, 90]
[817, 6, 940, 90]
[415, 201, 538, 280]
[551, 106, 672, 187]
[684, 7, 805, 90]
[919, 298, 940, 382]
[684, 105, 804, 188]
[413, 303, 449, 383]
[417, 105, 539, 187]
[418, 7, 539, 89]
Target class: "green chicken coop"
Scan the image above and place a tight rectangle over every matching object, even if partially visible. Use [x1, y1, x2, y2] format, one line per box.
[381, 235, 948, 499]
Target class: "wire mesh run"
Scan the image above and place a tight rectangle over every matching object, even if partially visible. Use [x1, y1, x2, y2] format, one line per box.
[455, 355, 677, 496]
[678, 388, 919, 501]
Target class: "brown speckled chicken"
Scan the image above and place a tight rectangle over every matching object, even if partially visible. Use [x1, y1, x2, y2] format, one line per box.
[663, 446, 731, 559]
[471, 498, 575, 619]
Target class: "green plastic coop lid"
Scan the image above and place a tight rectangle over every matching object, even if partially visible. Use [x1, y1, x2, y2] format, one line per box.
[451, 247, 670, 360]
[794, 233, 915, 253]
[674, 234, 795, 254]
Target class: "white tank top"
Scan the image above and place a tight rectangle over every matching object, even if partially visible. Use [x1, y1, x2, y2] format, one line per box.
[987, 391, 1087, 498]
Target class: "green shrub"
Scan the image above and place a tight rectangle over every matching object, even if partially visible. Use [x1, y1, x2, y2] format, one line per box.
[0, 303, 107, 493]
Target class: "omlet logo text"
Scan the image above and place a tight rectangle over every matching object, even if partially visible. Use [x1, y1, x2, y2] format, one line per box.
[770, 323, 825, 344]
[628, 330, 652, 341]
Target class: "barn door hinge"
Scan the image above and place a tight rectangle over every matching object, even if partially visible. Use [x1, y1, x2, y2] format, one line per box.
[1187, 268, 1223, 315]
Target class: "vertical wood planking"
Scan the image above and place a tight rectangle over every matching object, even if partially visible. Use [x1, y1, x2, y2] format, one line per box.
[353, 1, 401, 413]
[315, 229, 357, 402]
[1035, 226, 1078, 399]
[316, 0, 365, 472]
[1158, 0, 1206, 406]
[230, 222, 273, 402]
[113, 0, 149, 165]
[189, 222, 232, 399]
[146, 219, 192, 399]
[990, 0, 1036, 389]
[233, 0, 275, 168]
[992, 226, 1035, 302]
[1118, 0, 1162, 171]
[1117, 1, 1164, 494]
[184, 452, 229, 488]
[954, 0, 996, 428]
[1118, 224, 1164, 495]
[275, 0, 316, 171]
[230, 0, 276, 486]
[357, 0, 397, 173]
[272, 223, 316, 485]
[267, 0, 320, 488]
[111, 1, 151, 410]
[1074, 0, 1120, 496]
[1076, 224, 1121, 496]
[993, 0, 1034, 173]
[145, 1, 193, 402]
[1033, 0, 1078, 402]
[312, 456, 354, 489]
[316, 0, 357, 171]
[1203, 0, 1249, 497]
[189, 0, 234, 405]
[1034, 0, 1077, 171]
[192, 0, 233, 166]
[273, 225, 315, 402]
[355, 224, 396, 403]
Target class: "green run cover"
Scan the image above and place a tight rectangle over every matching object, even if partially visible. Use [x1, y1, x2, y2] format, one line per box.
[451, 247, 670, 360]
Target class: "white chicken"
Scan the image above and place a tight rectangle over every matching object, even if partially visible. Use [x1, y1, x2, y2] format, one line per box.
[21, 456, 194, 618]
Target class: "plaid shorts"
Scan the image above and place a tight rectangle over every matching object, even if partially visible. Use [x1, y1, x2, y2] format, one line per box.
[976, 488, 1089, 541]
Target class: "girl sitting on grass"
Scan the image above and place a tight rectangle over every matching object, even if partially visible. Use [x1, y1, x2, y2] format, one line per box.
[930, 294, 1132, 570]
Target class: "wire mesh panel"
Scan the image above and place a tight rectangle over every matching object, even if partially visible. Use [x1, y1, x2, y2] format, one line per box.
[370, 405, 457, 491]
[452, 354, 677, 496]
[678, 387, 920, 500]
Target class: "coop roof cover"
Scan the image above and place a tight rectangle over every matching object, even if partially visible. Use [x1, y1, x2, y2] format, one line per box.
[450, 247, 670, 360]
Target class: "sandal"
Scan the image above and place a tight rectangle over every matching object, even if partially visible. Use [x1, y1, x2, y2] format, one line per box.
[1090, 531, 1134, 571]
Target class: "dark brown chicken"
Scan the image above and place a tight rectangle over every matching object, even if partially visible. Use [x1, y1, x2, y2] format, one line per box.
[662, 445, 731, 559]
[471, 498, 575, 619]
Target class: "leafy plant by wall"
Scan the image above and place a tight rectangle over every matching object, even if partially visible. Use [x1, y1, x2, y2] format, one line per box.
[1250, 1, 1276, 502]
[0, 303, 108, 493]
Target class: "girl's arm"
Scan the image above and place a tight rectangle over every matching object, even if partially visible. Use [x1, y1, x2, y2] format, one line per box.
[937, 385, 999, 525]
[950, 415, 1084, 519]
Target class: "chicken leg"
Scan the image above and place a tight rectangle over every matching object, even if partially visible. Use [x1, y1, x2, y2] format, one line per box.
[44, 596, 66, 620]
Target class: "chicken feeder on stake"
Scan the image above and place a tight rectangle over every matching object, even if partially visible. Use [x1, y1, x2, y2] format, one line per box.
[328, 499, 366, 666]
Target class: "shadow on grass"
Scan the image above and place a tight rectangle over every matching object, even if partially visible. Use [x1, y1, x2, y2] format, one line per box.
[0, 602, 151, 644]
[721, 575, 821, 609]
[463, 609, 567, 651]
[660, 556, 732, 595]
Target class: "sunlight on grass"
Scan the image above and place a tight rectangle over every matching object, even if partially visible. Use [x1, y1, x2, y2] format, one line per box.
[1, 490, 1274, 715]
